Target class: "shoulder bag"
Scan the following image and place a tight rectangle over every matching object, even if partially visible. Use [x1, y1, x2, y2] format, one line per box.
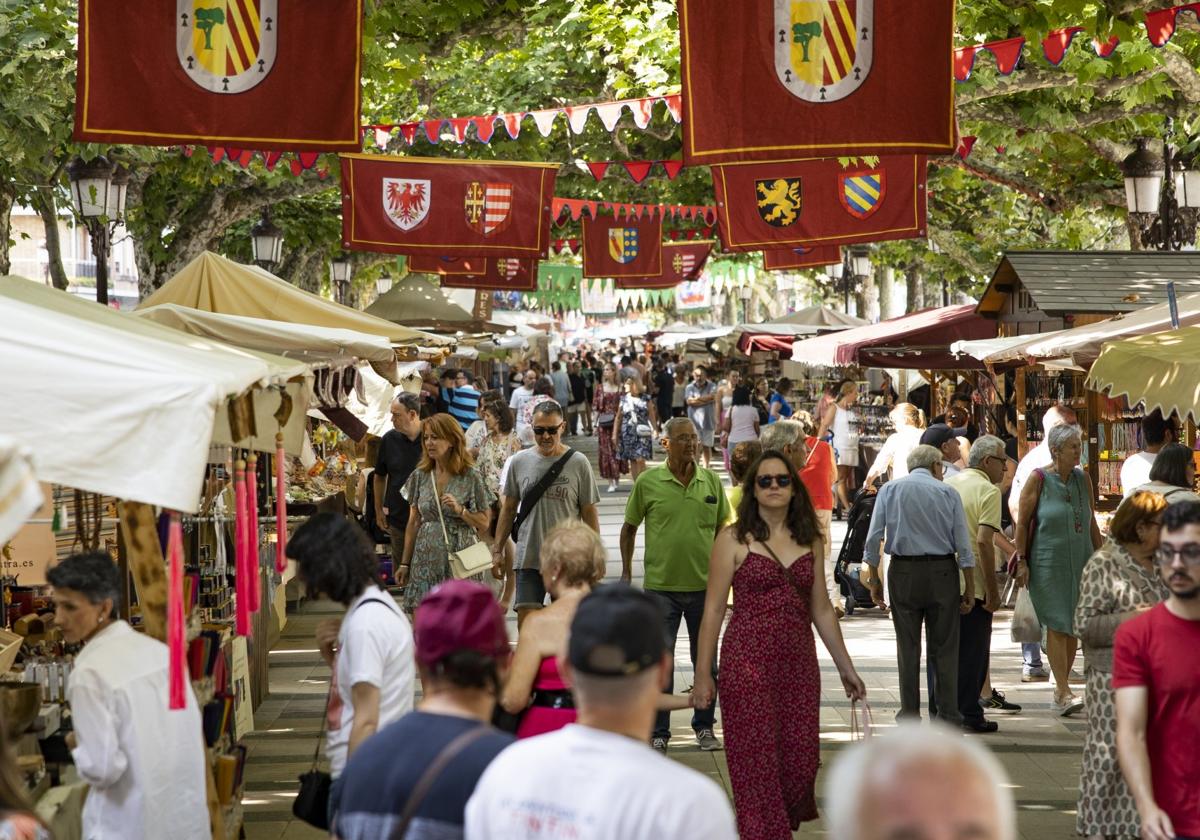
[512, 449, 575, 542]
[431, 474, 493, 579]
[1008, 467, 1044, 579]
[388, 725, 493, 840]
[294, 597, 393, 830]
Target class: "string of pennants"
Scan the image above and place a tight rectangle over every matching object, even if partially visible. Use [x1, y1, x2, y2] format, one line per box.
[181, 146, 331, 178]
[586, 160, 685, 183]
[551, 197, 718, 225]
[364, 94, 682, 149]
[550, 227, 712, 256]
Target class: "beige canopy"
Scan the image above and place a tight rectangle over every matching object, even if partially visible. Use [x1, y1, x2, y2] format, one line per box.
[366, 275, 504, 333]
[139, 251, 450, 346]
[1086, 327, 1200, 424]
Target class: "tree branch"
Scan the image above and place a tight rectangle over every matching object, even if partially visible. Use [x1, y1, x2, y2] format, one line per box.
[938, 158, 1068, 211]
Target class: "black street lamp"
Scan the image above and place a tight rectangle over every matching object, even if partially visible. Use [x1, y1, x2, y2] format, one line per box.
[737, 284, 753, 325]
[835, 246, 871, 313]
[250, 207, 284, 269]
[330, 253, 352, 305]
[67, 155, 128, 306]
[1121, 119, 1200, 251]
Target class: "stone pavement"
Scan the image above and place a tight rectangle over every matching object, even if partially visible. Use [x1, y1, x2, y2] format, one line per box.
[242, 434, 1085, 840]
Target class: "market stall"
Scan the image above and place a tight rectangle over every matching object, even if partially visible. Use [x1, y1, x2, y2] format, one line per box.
[1088, 326, 1200, 423]
[714, 305, 868, 356]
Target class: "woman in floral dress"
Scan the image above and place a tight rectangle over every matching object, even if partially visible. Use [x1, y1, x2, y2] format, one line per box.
[400, 413, 494, 614]
[1074, 490, 1169, 839]
[478, 401, 521, 606]
[593, 362, 626, 492]
[612, 377, 657, 481]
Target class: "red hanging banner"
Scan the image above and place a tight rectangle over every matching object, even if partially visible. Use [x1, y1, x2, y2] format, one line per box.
[616, 241, 713, 289]
[438, 259, 539, 291]
[679, 0, 956, 164]
[711, 155, 927, 252]
[581, 214, 664, 279]
[407, 254, 488, 275]
[762, 244, 843, 271]
[340, 155, 559, 258]
[74, 0, 363, 150]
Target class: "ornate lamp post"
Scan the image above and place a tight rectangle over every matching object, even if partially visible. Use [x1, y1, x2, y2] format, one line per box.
[1121, 119, 1200, 250]
[67, 155, 128, 306]
[839, 246, 871, 314]
[250, 207, 284, 269]
[375, 271, 393, 297]
[329, 253, 352, 304]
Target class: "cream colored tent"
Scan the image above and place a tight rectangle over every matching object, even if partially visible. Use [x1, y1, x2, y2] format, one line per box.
[139, 251, 450, 346]
[0, 437, 41, 545]
[1087, 327, 1200, 423]
[366, 275, 504, 333]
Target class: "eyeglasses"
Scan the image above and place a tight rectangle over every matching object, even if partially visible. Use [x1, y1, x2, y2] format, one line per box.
[1155, 543, 1200, 567]
[532, 426, 561, 437]
[756, 474, 792, 489]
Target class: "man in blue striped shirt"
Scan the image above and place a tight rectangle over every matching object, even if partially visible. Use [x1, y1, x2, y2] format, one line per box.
[864, 444, 976, 725]
[443, 370, 481, 431]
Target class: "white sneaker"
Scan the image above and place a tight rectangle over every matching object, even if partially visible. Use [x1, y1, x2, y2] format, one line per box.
[1053, 695, 1084, 717]
[606, 481, 619, 493]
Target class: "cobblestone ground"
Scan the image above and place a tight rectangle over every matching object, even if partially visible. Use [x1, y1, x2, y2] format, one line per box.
[243, 435, 1084, 840]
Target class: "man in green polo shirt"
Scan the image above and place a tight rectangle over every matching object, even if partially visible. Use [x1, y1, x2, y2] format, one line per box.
[620, 416, 730, 754]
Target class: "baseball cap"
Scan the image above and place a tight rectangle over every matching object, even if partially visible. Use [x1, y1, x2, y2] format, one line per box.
[568, 583, 666, 677]
[413, 580, 509, 667]
[920, 423, 957, 449]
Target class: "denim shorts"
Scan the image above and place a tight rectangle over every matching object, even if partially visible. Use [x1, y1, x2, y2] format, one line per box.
[514, 568, 547, 611]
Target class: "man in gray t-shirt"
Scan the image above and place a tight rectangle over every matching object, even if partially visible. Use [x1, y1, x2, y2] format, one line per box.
[493, 400, 600, 624]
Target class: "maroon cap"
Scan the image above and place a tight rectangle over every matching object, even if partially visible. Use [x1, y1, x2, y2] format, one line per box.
[414, 580, 510, 667]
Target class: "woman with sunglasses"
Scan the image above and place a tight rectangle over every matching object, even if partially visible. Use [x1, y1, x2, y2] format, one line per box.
[693, 450, 866, 839]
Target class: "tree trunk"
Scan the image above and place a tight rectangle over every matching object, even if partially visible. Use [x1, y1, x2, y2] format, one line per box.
[0, 186, 13, 276]
[32, 187, 69, 290]
[905, 265, 922, 313]
[876, 265, 892, 321]
[854, 267, 876, 321]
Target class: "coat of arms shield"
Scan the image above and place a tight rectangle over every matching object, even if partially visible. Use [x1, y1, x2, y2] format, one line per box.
[177, 0, 279, 94]
[382, 179, 431, 231]
[773, 0, 873, 103]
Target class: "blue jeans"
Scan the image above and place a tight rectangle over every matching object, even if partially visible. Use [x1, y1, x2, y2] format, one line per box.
[1023, 642, 1043, 670]
[645, 589, 717, 740]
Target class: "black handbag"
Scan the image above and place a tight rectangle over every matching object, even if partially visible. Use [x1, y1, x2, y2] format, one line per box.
[293, 688, 332, 829]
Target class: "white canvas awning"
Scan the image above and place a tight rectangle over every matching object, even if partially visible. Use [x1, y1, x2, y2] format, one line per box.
[0, 437, 42, 545]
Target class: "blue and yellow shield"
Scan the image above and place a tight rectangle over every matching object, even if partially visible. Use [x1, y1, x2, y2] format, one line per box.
[608, 228, 640, 264]
[177, 0, 278, 94]
[839, 170, 884, 219]
[773, 0, 873, 103]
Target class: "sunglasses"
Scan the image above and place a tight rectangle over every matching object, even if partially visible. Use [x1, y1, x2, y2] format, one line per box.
[532, 425, 561, 437]
[756, 474, 792, 489]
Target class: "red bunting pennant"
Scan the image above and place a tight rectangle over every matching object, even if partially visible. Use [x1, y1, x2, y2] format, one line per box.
[502, 113, 523, 139]
[297, 152, 320, 170]
[1145, 3, 1200, 47]
[208, 146, 225, 164]
[1042, 27, 1084, 65]
[473, 116, 496, 143]
[449, 118, 472, 143]
[663, 94, 682, 122]
[399, 124, 419, 145]
[423, 120, 442, 143]
[587, 162, 611, 181]
[1093, 35, 1120, 57]
[956, 136, 977, 159]
[986, 37, 1025, 75]
[953, 46, 981, 82]
[662, 160, 684, 180]
[624, 162, 653, 184]
[289, 158, 303, 176]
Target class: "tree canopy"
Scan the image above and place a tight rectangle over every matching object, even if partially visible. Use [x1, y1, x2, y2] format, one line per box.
[2, 0, 1199, 306]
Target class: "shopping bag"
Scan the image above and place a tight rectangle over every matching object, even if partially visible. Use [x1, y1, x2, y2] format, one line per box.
[1010, 588, 1041, 644]
[850, 699, 873, 742]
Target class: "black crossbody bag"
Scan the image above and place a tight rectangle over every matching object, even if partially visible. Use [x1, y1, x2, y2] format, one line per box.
[511, 449, 575, 542]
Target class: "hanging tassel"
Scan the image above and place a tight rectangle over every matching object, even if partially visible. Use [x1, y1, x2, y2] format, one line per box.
[167, 511, 187, 710]
[234, 456, 251, 637]
[275, 432, 288, 573]
[246, 454, 261, 612]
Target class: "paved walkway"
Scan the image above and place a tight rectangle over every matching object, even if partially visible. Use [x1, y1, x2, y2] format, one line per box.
[242, 435, 1085, 840]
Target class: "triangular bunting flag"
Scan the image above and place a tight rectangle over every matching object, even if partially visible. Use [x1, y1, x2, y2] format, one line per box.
[662, 160, 684, 180]
[1042, 26, 1083, 65]
[297, 152, 320, 170]
[587, 162, 611, 181]
[289, 157, 303, 176]
[530, 109, 558, 137]
[595, 102, 623, 131]
[423, 120, 443, 143]
[953, 45, 980, 82]
[237, 149, 254, 167]
[630, 98, 654, 129]
[373, 127, 391, 149]
[1093, 35, 1120, 57]
[399, 124, 418, 145]
[624, 161, 653, 183]
[449, 118, 472, 143]
[473, 116, 496, 143]
[502, 113, 522, 139]
[585, 201, 597, 219]
[663, 94, 682, 122]
[986, 37, 1025, 75]
[956, 135, 977, 159]
[565, 105, 591, 134]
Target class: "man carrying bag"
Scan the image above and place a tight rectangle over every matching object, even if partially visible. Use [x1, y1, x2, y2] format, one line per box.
[492, 401, 600, 627]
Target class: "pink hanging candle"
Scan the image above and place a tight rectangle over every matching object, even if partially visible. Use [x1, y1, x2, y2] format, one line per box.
[167, 511, 187, 710]
[275, 432, 288, 573]
[234, 457, 251, 637]
[246, 453, 261, 612]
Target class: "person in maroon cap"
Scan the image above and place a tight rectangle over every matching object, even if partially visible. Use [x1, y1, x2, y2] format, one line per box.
[331, 580, 514, 840]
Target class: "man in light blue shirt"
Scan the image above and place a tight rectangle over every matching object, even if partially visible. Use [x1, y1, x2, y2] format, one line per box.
[864, 444, 975, 724]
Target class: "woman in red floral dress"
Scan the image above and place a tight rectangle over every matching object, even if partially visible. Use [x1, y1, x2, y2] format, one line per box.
[592, 362, 627, 492]
[694, 449, 866, 839]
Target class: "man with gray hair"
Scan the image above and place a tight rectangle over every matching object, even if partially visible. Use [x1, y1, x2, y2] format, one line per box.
[864, 444, 976, 724]
[947, 434, 1018, 732]
[824, 724, 1016, 840]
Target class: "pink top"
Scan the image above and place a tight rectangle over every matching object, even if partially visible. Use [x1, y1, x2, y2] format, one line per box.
[515, 657, 576, 739]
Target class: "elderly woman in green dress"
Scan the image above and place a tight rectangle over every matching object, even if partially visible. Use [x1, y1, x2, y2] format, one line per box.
[1073, 490, 1169, 840]
[1014, 423, 1102, 716]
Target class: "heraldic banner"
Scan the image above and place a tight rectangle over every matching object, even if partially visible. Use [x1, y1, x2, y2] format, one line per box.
[75, 0, 362, 150]
[438, 258, 538, 291]
[616, 241, 713, 289]
[712, 155, 927, 253]
[582, 214, 664, 279]
[763, 243, 842, 271]
[679, 0, 955, 164]
[341, 155, 559, 258]
[407, 255, 487, 275]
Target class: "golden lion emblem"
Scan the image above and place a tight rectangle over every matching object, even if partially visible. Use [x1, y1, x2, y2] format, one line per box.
[755, 178, 802, 227]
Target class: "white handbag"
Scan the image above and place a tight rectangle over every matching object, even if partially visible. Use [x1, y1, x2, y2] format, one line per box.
[431, 474, 493, 579]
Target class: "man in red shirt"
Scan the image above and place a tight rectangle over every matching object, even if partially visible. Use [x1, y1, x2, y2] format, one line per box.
[1114, 500, 1200, 840]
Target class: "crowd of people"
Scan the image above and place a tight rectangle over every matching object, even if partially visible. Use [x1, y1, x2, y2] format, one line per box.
[11, 345, 1198, 840]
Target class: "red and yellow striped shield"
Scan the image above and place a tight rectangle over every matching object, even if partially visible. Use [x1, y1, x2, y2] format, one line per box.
[773, 0, 873, 103]
[177, 0, 278, 94]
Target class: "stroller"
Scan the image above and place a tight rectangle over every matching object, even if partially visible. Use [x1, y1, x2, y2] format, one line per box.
[834, 489, 880, 615]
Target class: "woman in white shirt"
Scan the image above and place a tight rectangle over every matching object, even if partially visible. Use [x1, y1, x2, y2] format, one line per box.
[863, 402, 927, 489]
[817, 381, 861, 513]
[288, 513, 415, 818]
[48, 552, 208, 840]
[721, 385, 760, 472]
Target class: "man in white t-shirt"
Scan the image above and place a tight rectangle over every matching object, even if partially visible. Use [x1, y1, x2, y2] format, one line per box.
[1119, 409, 1176, 497]
[509, 369, 537, 416]
[465, 584, 737, 840]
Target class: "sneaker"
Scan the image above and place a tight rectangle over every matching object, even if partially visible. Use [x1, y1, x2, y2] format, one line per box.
[606, 482, 619, 493]
[651, 737, 669, 754]
[1052, 695, 1085, 717]
[961, 718, 999, 734]
[979, 689, 1022, 714]
[695, 729, 723, 751]
[1021, 666, 1050, 683]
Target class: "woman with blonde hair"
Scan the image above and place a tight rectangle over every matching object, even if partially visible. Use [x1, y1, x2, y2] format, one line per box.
[863, 402, 927, 488]
[818, 380, 861, 513]
[400, 413, 494, 613]
[1074, 491, 1170, 839]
